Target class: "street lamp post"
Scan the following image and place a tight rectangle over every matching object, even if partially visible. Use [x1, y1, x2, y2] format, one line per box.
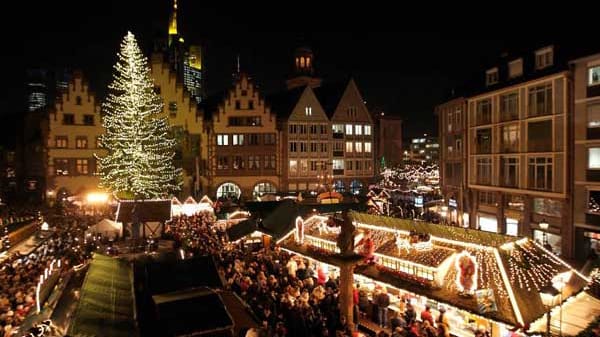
[540, 285, 559, 337]
[539, 218, 549, 246]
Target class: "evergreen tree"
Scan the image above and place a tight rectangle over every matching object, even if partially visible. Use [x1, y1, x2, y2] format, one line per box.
[97, 31, 181, 199]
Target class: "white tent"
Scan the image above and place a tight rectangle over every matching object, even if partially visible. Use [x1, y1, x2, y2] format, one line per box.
[171, 197, 183, 216]
[87, 219, 122, 239]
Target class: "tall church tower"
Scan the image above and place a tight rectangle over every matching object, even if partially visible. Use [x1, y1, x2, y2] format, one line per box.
[163, 0, 205, 103]
[168, 0, 179, 46]
[286, 47, 322, 90]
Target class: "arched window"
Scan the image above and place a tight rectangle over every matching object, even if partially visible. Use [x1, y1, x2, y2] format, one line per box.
[296, 57, 300, 68]
[300, 57, 306, 68]
[306, 57, 311, 68]
[350, 180, 363, 195]
[253, 182, 276, 199]
[333, 180, 345, 193]
[216, 182, 242, 199]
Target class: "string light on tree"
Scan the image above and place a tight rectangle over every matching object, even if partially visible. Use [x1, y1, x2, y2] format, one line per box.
[96, 31, 182, 199]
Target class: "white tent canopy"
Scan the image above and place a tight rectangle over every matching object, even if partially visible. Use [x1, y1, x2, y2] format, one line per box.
[87, 219, 122, 239]
[171, 195, 214, 216]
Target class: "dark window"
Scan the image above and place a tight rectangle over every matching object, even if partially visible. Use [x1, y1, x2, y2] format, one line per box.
[241, 90, 247, 96]
[235, 100, 241, 109]
[264, 133, 276, 145]
[249, 134, 259, 145]
[476, 128, 492, 154]
[248, 100, 254, 109]
[76, 96, 82, 105]
[63, 114, 74, 125]
[169, 101, 177, 117]
[83, 114, 94, 125]
[528, 120, 552, 152]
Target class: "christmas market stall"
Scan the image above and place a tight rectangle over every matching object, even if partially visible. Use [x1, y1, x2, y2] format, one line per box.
[278, 211, 590, 337]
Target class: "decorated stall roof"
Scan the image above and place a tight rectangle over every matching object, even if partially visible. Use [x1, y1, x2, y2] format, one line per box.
[279, 211, 590, 328]
[375, 240, 455, 268]
[349, 211, 518, 248]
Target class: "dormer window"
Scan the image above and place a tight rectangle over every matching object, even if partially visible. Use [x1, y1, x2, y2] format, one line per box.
[508, 58, 523, 78]
[535, 46, 553, 70]
[305, 106, 312, 116]
[486, 68, 499, 86]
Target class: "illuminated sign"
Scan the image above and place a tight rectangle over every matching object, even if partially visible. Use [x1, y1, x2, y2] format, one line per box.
[415, 196, 423, 208]
[449, 198, 457, 208]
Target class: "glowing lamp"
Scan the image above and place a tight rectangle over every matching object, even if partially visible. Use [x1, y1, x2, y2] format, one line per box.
[539, 219, 549, 230]
[86, 192, 109, 204]
[41, 222, 49, 231]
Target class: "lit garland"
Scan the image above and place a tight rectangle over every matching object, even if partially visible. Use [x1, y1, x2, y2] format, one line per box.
[377, 164, 440, 191]
[505, 240, 559, 292]
[96, 31, 181, 199]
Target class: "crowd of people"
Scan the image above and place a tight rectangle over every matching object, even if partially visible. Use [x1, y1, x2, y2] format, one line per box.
[0, 211, 96, 337]
[166, 211, 459, 337]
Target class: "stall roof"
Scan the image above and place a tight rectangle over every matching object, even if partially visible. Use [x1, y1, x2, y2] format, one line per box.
[68, 254, 137, 337]
[152, 287, 233, 337]
[144, 255, 223, 295]
[227, 219, 257, 242]
[115, 200, 171, 223]
[280, 212, 591, 328]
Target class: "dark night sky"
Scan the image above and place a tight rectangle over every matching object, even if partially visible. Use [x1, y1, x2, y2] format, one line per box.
[3, 2, 597, 140]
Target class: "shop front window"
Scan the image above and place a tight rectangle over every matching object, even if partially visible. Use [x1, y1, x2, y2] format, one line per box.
[478, 216, 498, 233]
[506, 218, 519, 236]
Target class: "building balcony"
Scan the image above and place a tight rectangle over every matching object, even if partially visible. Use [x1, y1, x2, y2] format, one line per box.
[332, 133, 344, 139]
[588, 128, 600, 140]
[588, 85, 600, 98]
[586, 212, 600, 227]
[333, 151, 344, 157]
[587, 170, 600, 182]
[333, 169, 344, 176]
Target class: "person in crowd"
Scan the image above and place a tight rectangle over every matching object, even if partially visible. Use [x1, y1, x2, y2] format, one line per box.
[420, 305, 434, 327]
[376, 287, 391, 328]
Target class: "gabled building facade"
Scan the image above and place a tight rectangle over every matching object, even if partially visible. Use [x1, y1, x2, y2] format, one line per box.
[201, 74, 279, 199]
[323, 79, 375, 194]
[46, 71, 106, 199]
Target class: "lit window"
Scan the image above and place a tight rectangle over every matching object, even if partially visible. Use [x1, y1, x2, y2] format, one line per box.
[589, 148, 600, 169]
[355, 125, 362, 135]
[289, 160, 298, 175]
[355, 142, 362, 153]
[364, 142, 372, 153]
[364, 125, 372, 135]
[76, 137, 88, 149]
[55, 136, 68, 148]
[217, 134, 229, 146]
[76, 159, 88, 175]
[332, 159, 344, 170]
[345, 142, 353, 153]
[589, 66, 600, 86]
[332, 124, 344, 134]
[305, 106, 312, 116]
[233, 134, 244, 146]
[345, 124, 353, 135]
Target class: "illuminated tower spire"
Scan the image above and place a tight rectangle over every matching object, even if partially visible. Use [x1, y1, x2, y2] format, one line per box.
[168, 0, 178, 44]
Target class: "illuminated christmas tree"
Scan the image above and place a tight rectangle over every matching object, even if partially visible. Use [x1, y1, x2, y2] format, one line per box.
[97, 31, 181, 199]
